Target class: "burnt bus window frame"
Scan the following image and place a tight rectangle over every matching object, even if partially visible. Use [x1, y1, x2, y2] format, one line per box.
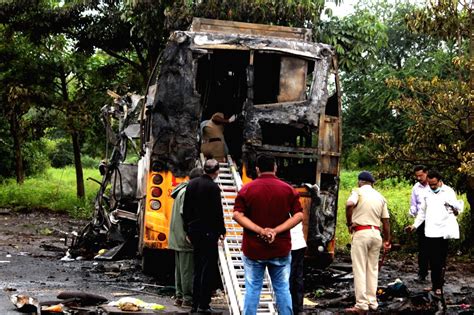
[253, 51, 315, 106]
[195, 49, 250, 120]
[258, 122, 318, 185]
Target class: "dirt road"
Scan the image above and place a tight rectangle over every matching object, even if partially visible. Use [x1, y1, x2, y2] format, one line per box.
[0, 210, 192, 314]
[0, 210, 472, 314]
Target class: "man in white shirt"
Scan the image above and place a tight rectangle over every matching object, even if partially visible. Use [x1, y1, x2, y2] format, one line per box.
[409, 165, 430, 281]
[406, 170, 463, 295]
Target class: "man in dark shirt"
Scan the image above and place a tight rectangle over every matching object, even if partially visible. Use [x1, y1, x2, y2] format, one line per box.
[183, 159, 226, 313]
[233, 154, 303, 315]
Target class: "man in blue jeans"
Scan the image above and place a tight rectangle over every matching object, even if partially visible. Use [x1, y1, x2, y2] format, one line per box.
[233, 154, 303, 315]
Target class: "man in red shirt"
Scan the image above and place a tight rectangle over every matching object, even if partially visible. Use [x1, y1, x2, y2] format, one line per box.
[233, 154, 303, 315]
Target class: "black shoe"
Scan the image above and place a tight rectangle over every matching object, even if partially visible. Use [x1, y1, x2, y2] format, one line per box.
[190, 308, 198, 313]
[416, 275, 427, 282]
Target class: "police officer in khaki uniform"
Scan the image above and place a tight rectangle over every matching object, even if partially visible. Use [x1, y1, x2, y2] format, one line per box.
[345, 171, 391, 313]
[200, 112, 235, 162]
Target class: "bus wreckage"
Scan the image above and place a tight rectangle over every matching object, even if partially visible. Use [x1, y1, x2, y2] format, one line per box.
[72, 18, 342, 311]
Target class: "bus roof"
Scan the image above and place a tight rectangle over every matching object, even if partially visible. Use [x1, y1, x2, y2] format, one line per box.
[190, 18, 312, 42]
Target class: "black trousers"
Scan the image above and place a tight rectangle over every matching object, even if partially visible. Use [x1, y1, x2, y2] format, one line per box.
[290, 247, 306, 314]
[190, 231, 219, 310]
[416, 222, 429, 278]
[426, 237, 448, 290]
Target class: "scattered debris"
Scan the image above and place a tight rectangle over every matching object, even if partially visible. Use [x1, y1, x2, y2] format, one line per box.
[41, 303, 63, 312]
[108, 297, 165, 311]
[9, 294, 39, 313]
[57, 291, 108, 305]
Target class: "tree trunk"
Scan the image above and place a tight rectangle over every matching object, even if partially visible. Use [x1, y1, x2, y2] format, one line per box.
[10, 110, 24, 184]
[467, 178, 474, 249]
[467, 0, 473, 249]
[71, 130, 85, 198]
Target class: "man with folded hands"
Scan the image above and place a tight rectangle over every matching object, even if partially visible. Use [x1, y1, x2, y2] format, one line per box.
[345, 171, 391, 314]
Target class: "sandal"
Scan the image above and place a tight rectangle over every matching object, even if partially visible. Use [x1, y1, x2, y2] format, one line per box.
[423, 287, 432, 292]
[434, 289, 442, 295]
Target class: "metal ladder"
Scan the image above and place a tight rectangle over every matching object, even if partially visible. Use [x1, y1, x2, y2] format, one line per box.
[216, 156, 277, 315]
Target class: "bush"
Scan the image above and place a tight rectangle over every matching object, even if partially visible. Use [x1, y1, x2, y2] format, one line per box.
[49, 139, 74, 168]
[81, 155, 100, 169]
[342, 143, 379, 170]
[22, 139, 51, 176]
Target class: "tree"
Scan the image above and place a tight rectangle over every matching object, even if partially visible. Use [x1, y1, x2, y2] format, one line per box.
[377, 0, 473, 246]
[0, 1, 125, 196]
[325, 1, 436, 167]
[0, 28, 50, 183]
[317, 7, 388, 72]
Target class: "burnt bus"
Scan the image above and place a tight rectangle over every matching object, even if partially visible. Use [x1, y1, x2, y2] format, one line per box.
[138, 18, 341, 270]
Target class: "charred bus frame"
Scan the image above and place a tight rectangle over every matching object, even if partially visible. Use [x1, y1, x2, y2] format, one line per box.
[139, 18, 342, 269]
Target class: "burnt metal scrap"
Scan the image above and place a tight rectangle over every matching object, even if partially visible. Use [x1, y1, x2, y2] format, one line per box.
[70, 92, 143, 258]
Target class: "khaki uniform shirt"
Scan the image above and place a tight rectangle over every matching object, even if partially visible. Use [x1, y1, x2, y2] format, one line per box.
[347, 184, 389, 226]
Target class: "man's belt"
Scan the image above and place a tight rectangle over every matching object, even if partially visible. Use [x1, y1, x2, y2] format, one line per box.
[203, 137, 222, 143]
[353, 225, 380, 232]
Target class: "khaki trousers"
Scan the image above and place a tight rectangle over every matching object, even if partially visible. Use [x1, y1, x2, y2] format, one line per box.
[351, 229, 382, 310]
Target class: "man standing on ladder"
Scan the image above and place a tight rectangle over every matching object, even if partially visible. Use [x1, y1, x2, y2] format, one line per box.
[233, 154, 303, 315]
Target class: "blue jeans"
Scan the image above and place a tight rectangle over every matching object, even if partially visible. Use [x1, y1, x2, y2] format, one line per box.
[243, 254, 293, 315]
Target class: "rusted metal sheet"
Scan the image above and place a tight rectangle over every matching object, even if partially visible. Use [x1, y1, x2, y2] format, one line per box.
[191, 17, 312, 41]
[278, 57, 307, 102]
[318, 115, 341, 175]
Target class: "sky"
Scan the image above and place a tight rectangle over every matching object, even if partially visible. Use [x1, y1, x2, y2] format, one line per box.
[324, 0, 358, 17]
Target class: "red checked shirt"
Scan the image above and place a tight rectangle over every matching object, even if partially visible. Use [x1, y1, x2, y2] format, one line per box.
[233, 174, 303, 260]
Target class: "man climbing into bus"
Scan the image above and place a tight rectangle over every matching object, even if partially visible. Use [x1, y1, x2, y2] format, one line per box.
[200, 112, 235, 162]
[233, 154, 303, 315]
[169, 167, 204, 308]
[183, 159, 226, 313]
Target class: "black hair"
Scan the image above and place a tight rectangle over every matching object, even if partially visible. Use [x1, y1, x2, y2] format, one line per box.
[427, 170, 442, 181]
[204, 159, 219, 174]
[413, 165, 428, 173]
[189, 167, 204, 179]
[256, 154, 275, 172]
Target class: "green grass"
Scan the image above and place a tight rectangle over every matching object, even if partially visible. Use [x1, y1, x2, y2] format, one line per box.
[335, 171, 412, 250]
[0, 167, 101, 218]
[335, 170, 471, 251]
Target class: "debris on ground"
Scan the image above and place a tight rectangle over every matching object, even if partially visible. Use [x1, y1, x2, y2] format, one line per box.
[108, 297, 165, 311]
[9, 294, 39, 313]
